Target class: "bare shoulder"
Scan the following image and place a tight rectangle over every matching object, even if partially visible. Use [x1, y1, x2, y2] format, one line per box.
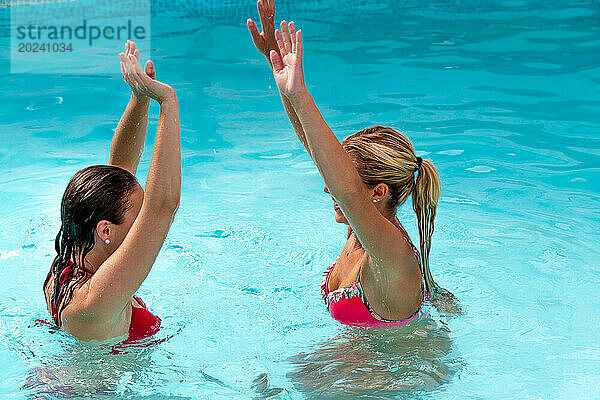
[44, 277, 84, 319]
[44, 277, 99, 323]
[362, 236, 423, 319]
[47, 278, 130, 341]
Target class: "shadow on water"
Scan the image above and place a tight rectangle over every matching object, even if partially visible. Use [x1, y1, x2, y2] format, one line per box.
[281, 317, 461, 400]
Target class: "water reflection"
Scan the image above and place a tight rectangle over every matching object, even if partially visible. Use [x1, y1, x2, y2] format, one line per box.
[287, 317, 461, 399]
[21, 325, 191, 400]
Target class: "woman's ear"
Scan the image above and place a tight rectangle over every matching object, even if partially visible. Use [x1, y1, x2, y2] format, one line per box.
[96, 220, 111, 244]
[372, 183, 389, 203]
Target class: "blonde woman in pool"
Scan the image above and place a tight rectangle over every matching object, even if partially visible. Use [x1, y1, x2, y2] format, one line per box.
[248, 0, 460, 325]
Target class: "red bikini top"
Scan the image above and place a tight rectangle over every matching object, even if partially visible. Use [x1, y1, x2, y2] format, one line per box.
[128, 296, 161, 342]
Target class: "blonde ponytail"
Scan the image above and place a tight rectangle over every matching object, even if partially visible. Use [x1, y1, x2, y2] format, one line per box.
[413, 157, 462, 314]
[412, 157, 438, 293]
[343, 125, 461, 314]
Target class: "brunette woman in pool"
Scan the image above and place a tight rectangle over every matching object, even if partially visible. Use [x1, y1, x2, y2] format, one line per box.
[248, 2, 460, 324]
[43, 41, 181, 342]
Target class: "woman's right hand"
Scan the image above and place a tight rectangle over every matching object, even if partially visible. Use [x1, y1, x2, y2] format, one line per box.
[119, 43, 175, 104]
[270, 21, 305, 99]
[121, 40, 155, 101]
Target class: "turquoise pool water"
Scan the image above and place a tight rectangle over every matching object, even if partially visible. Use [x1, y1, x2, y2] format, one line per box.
[1, 0, 599, 399]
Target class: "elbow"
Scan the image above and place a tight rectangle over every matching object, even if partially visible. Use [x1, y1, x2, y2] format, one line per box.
[326, 175, 367, 207]
[157, 193, 180, 218]
[145, 188, 180, 218]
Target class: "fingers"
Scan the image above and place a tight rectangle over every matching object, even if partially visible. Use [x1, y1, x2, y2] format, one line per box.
[276, 21, 300, 56]
[120, 53, 136, 84]
[129, 62, 148, 95]
[280, 20, 292, 53]
[247, 18, 259, 35]
[119, 52, 145, 94]
[119, 52, 136, 91]
[247, 18, 261, 42]
[270, 49, 284, 72]
[248, 18, 267, 52]
[125, 40, 141, 62]
[118, 52, 130, 73]
[125, 40, 141, 63]
[258, 0, 275, 31]
[289, 21, 296, 52]
[275, 28, 286, 56]
[145, 60, 155, 79]
[129, 53, 146, 77]
[129, 55, 154, 94]
[122, 40, 152, 92]
[269, 0, 275, 15]
[297, 29, 302, 59]
[257, 0, 267, 31]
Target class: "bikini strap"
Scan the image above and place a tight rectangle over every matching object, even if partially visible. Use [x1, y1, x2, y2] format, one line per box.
[133, 295, 147, 309]
[403, 236, 422, 270]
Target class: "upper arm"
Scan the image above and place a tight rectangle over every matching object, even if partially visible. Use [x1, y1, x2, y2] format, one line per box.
[80, 203, 175, 322]
[338, 191, 413, 276]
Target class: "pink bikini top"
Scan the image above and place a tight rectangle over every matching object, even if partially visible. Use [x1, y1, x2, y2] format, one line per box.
[320, 236, 429, 328]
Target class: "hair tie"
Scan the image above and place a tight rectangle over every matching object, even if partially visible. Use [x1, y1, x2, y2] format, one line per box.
[415, 156, 423, 171]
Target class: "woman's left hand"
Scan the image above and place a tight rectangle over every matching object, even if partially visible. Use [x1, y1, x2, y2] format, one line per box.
[271, 21, 306, 99]
[247, 0, 279, 62]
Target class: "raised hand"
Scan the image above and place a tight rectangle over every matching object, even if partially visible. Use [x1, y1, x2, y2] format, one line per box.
[247, 0, 279, 62]
[118, 42, 175, 104]
[270, 21, 305, 99]
[122, 40, 155, 100]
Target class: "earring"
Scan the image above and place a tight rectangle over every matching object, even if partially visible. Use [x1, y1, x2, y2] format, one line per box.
[105, 239, 110, 245]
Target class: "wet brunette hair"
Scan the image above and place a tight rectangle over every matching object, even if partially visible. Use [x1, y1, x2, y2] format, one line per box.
[342, 126, 461, 313]
[44, 165, 139, 327]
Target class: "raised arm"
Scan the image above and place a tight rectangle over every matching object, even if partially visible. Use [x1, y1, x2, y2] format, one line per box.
[247, 0, 312, 157]
[108, 41, 155, 175]
[81, 48, 181, 321]
[269, 23, 412, 273]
